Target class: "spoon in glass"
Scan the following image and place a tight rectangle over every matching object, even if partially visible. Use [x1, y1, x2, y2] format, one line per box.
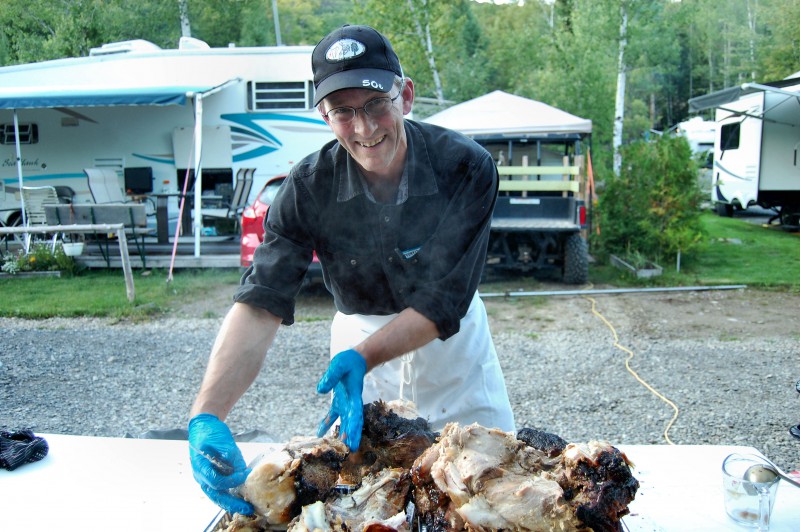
[744, 463, 800, 491]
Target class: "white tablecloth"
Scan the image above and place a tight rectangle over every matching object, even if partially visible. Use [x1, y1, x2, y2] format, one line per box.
[0, 435, 797, 530]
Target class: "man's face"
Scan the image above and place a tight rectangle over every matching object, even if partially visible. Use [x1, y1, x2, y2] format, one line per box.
[322, 79, 414, 181]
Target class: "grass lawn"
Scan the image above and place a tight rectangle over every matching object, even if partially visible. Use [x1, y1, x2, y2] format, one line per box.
[0, 212, 797, 319]
[590, 212, 800, 289]
[0, 268, 243, 319]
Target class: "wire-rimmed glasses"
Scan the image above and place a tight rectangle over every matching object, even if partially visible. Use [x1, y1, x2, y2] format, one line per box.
[323, 92, 401, 125]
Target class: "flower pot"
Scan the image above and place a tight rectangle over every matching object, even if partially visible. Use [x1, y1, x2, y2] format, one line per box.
[62, 242, 84, 257]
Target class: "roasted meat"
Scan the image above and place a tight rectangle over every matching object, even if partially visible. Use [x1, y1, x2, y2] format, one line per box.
[340, 400, 438, 484]
[239, 436, 349, 524]
[410, 423, 638, 532]
[289, 468, 413, 532]
[215, 402, 638, 532]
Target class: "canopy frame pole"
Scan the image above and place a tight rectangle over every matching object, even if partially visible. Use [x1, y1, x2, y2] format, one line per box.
[12, 109, 31, 252]
[193, 94, 204, 258]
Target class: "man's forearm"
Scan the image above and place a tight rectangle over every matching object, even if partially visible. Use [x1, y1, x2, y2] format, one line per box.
[355, 307, 440, 371]
[190, 302, 281, 419]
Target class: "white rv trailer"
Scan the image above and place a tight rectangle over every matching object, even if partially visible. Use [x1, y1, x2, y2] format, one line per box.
[688, 73, 800, 225]
[0, 37, 334, 253]
[674, 116, 716, 156]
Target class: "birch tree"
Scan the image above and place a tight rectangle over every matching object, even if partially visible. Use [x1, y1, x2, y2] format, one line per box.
[612, 1, 628, 176]
[179, 0, 191, 38]
[407, 0, 444, 104]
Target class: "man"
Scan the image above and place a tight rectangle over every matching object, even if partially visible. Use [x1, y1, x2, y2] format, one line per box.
[188, 24, 515, 516]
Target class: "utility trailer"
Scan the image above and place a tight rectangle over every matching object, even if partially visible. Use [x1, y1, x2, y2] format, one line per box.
[479, 142, 588, 284]
[688, 74, 800, 226]
[423, 91, 592, 284]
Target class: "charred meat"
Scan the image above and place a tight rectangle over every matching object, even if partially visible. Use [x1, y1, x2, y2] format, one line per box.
[215, 402, 638, 532]
[410, 423, 638, 532]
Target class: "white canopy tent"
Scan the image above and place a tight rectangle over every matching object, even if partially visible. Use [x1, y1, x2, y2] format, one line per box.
[422, 90, 592, 137]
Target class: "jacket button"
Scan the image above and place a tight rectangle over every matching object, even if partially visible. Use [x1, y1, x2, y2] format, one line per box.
[350, 259, 357, 266]
[384, 216, 390, 223]
[388, 256, 394, 263]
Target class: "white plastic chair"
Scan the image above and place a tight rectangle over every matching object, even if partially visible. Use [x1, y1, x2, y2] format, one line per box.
[21, 185, 60, 253]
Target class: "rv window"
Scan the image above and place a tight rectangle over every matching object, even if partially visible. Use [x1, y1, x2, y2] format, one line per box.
[248, 81, 312, 111]
[1, 123, 38, 145]
[720, 122, 740, 151]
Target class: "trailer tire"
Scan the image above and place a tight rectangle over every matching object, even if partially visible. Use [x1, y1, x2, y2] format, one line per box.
[563, 233, 589, 284]
[716, 202, 734, 217]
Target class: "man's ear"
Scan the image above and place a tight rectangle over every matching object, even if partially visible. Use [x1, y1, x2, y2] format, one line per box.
[401, 78, 415, 115]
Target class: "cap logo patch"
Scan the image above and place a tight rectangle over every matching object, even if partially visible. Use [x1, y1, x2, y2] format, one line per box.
[325, 38, 366, 63]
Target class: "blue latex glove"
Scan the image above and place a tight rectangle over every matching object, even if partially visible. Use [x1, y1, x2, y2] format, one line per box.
[316, 349, 367, 451]
[188, 413, 253, 516]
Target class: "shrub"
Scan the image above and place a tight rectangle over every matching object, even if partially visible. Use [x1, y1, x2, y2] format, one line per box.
[593, 135, 705, 265]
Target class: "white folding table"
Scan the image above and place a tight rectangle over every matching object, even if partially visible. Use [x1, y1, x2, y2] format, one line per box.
[0, 434, 797, 531]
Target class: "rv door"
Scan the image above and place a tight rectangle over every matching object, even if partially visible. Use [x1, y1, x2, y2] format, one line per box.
[713, 92, 763, 211]
[172, 125, 233, 177]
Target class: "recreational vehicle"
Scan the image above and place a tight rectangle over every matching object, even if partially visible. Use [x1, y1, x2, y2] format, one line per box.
[689, 74, 800, 226]
[0, 37, 334, 248]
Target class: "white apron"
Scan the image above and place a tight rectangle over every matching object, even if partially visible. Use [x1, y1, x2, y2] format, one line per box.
[329, 292, 516, 432]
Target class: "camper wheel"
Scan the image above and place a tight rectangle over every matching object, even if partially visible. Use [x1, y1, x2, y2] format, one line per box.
[779, 206, 800, 228]
[715, 202, 734, 217]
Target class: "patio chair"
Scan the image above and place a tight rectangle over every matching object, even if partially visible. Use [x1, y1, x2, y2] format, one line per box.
[85, 167, 155, 219]
[85, 168, 128, 204]
[21, 186, 60, 252]
[200, 168, 254, 230]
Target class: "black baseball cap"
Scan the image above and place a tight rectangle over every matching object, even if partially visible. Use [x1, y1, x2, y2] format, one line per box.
[312, 25, 403, 106]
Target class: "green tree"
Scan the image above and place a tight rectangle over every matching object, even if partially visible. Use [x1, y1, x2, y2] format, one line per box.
[758, 0, 800, 80]
[595, 135, 705, 264]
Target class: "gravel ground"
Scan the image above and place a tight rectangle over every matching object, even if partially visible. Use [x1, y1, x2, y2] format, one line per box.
[1, 285, 799, 475]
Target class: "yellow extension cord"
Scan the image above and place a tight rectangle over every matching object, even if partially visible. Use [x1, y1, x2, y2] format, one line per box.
[585, 296, 680, 445]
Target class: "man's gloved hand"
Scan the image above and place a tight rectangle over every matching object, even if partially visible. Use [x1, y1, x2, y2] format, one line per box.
[188, 413, 254, 515]
[316, 349, 367, 451]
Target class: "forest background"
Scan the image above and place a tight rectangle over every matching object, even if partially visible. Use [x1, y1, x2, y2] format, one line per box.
[1, 0, 798, 176]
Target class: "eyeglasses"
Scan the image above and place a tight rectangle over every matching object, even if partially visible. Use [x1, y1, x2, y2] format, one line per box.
[323, 93, 401, 125]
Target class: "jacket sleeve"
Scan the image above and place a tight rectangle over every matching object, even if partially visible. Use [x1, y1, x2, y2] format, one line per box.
[234, 171, 316, 325]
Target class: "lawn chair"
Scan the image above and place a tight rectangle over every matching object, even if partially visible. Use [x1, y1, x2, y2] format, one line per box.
[85, 167, 155, 219]
[21, 186, 60, 253]
[85, 168, 128, 204]
[200, 168, 254, 231]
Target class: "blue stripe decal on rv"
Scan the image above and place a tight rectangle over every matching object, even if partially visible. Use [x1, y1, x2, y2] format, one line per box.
[713, 160, 750, 181]
[222, 114, 283, 146]
[3, 173, 84, 183]
[233, 146, 277, 162]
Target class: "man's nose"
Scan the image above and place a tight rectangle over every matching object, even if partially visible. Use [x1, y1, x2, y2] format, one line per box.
[352, 108, 378, 135]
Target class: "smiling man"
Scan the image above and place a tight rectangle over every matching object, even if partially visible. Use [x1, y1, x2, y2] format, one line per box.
[187, 24, 515, 516]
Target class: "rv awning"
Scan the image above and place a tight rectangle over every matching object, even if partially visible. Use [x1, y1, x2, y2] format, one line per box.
[689, 78, 800, 113]
[0, 79, 240, 109]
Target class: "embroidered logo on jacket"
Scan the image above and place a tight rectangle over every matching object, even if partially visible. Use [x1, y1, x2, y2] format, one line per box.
[401, 246, 421, 259]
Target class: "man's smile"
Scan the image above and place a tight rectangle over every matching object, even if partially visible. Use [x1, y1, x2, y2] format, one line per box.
[359, 135, 386, 148]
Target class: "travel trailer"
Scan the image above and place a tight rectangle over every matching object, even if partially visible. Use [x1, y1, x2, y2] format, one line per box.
[689, 74, 800, 225]
[674, 116, 716, 157]
[0, 37, 334, 249]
